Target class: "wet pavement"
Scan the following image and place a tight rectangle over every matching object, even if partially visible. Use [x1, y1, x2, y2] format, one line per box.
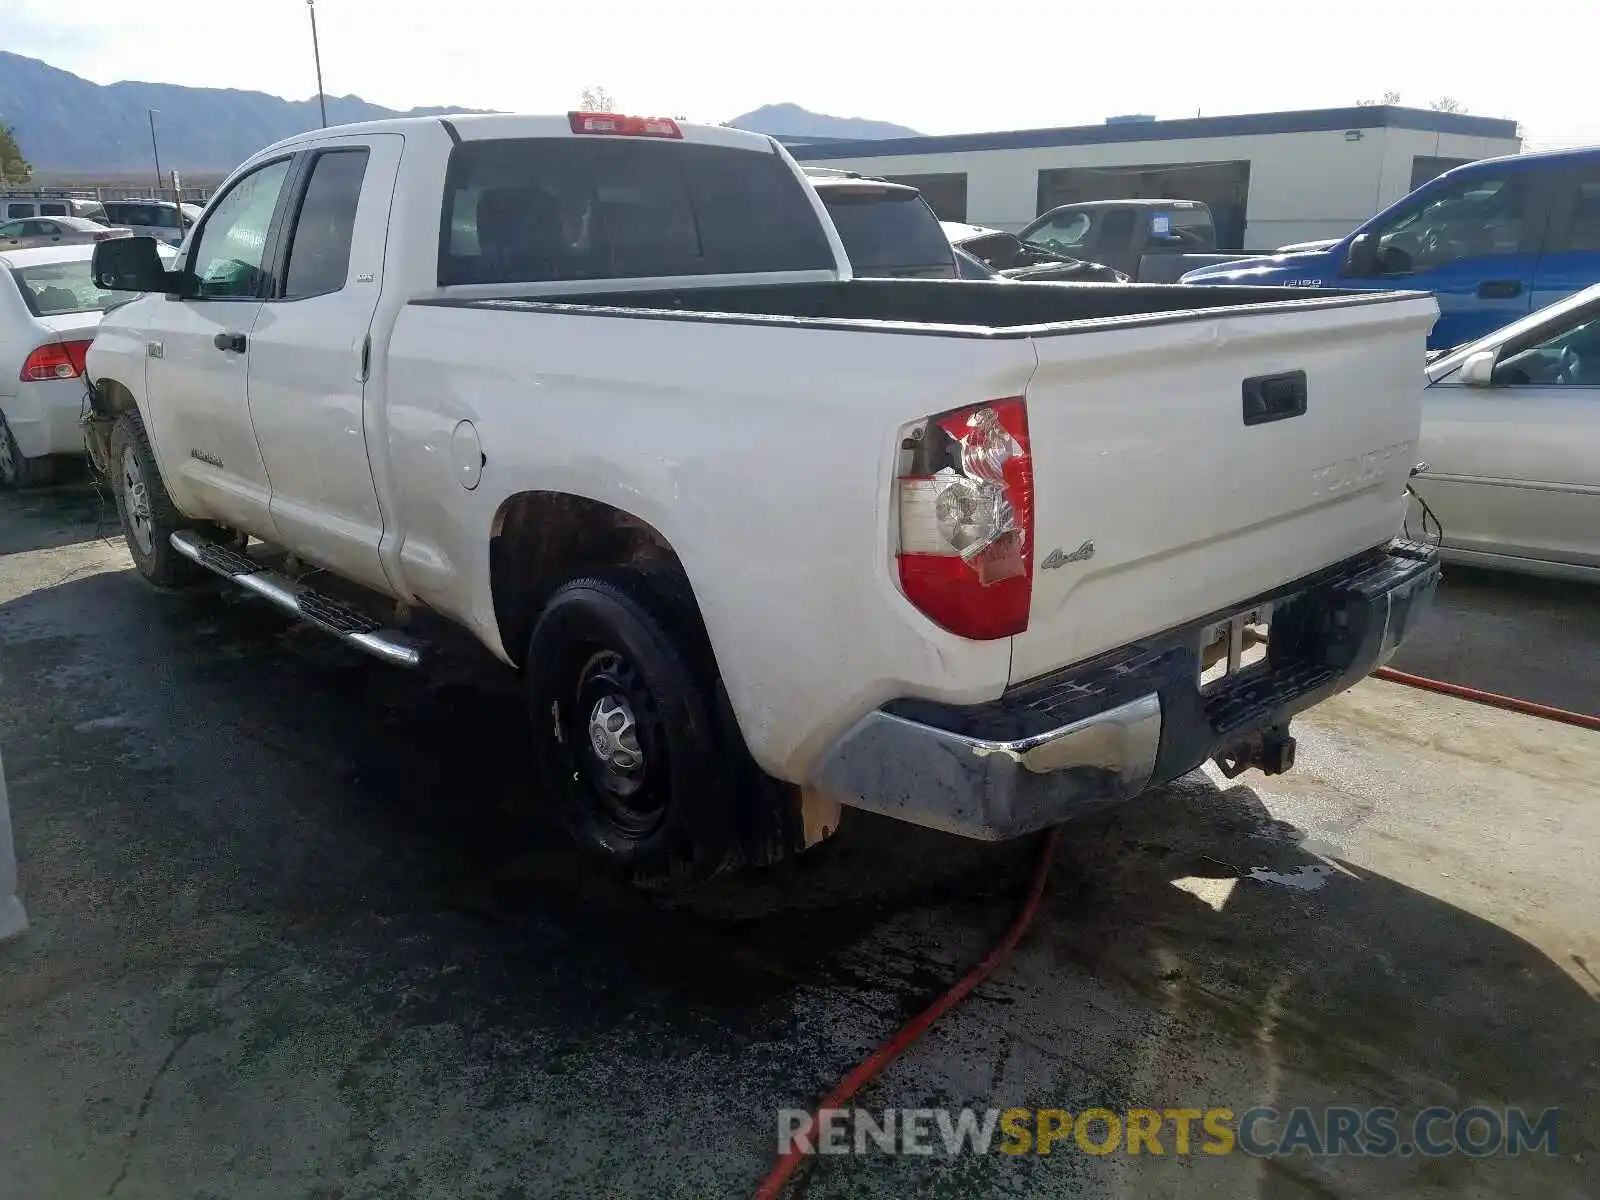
[2, 476, 1597, 1199]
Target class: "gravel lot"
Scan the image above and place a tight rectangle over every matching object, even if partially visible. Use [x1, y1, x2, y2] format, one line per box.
[2, 476, 1597, 1199]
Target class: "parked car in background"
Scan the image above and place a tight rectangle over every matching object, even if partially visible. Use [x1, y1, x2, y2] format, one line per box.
[1018, 199, 1255, 282]
[1183, 147, 1600, 350]
[0, 216, 133, 250]
[1412, 281, 1600, 581]
[0, 242, 174, 487]
[806, 174, 957, 278]
[2, 194, 108, 222]
[943, 222, 1128, 282]
[100, 200, 193, 245]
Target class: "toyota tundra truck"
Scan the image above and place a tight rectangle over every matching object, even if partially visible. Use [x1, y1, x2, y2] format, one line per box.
[84, 112, 1440, 885]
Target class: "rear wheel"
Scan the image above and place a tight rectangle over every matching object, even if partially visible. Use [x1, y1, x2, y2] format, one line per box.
[526, 571, 747, 887]
[109, 410, 206, 588]
[0, 412, 56, 489]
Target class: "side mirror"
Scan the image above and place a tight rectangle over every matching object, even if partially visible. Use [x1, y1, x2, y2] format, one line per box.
[1459, 349, 1498, 387]
[1343, 233, 1378, 277]
[92, 235, 178, 293]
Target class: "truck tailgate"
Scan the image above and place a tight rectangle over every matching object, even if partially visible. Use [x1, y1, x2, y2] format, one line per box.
[1011, 293, 1437, 685]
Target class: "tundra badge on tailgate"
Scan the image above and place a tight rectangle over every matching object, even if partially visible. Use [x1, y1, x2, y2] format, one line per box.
[1041, 539, 1095, 570]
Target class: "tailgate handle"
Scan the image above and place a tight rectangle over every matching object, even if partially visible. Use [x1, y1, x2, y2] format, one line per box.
[1242, 370, 1307, 426]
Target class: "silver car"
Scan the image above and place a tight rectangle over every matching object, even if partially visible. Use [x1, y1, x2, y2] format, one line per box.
[1415, 282, 1600, 582]
[0, 215, 132, 250]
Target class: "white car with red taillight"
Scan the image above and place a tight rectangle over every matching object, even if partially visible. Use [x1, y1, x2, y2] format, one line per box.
[0, 243, 172, 487]
[83, 112, 1442, 887]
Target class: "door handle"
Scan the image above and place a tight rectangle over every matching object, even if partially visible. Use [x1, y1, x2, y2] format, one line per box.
[212, 331, 247, 353]
[1477, 279, 1522, 299]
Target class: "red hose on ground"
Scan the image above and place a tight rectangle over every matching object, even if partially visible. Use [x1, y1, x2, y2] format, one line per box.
[1373, 667, 1600, 732]
[752, 668, 1590, 1198]
[753, 826, 1062, 1200]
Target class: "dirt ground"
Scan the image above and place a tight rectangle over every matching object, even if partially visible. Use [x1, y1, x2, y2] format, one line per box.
[2, 477, 1597, 1199]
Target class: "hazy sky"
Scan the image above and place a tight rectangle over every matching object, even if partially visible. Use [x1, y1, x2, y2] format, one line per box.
[8, 0, 1594, 149]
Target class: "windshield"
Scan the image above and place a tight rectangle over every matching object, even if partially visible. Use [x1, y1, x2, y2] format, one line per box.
[10, 260, 124, 316]
[1021, 210, 1093, 253]
[1427, 282, 1600, 379]
[821, 190, 955, 278]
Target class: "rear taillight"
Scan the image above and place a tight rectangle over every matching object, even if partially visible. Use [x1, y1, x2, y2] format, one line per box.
[20, 340, 92, 383]
[568, 111, 683, 139]
[896, 398, 1033, 640]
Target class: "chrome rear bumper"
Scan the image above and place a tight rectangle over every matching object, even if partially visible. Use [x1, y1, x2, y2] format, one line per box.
[811, 540, 1440, 840]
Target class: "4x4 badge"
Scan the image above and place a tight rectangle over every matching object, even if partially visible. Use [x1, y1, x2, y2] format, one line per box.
[1041, 539, 1095, 569]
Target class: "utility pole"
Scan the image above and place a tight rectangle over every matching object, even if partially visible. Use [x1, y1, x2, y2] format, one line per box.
[148, 109, 164, 199]
[307, 0, 328, 128]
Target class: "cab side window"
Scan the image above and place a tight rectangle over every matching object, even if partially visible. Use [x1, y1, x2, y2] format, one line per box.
[187, 159, 293, 300]
[1372, 175, 1528, 275]
[281, 149, 369, 299]
[1548, 178, 1600, 254]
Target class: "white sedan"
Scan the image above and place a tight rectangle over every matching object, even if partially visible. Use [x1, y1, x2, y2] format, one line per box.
[1415, 281, 1600, 582]
[0, 243, 171, 488]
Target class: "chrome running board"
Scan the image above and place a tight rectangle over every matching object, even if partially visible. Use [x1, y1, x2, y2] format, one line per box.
[170, 529, 428, 668]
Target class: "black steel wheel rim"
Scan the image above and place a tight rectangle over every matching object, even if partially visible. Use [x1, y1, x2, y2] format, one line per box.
[568, 649, 669, 839]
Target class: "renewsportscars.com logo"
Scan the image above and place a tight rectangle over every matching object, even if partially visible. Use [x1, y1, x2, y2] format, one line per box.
[777, 1106, 1562, 1158]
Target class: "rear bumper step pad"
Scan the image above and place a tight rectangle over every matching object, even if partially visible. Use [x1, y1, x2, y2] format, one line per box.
[170, 530, 428, 668]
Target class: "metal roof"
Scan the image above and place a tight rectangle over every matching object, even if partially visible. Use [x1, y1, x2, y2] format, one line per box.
[788, 106, 1520, 162]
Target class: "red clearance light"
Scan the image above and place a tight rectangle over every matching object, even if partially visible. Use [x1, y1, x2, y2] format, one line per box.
[20, 339, 93, 383]
[568, 111, 683, 139]
[896, 398, 1034, 640]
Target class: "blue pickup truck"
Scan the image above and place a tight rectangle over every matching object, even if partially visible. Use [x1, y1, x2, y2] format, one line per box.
[1182, 147, 1600, 349]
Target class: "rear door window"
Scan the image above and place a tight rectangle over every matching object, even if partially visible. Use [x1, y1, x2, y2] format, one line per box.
[39, 203, 67, 216]
[439, 137, 834, 285]
[282, 149, 369, 298]
[6, 203, 32, 219]
[818, 188, 954, 278]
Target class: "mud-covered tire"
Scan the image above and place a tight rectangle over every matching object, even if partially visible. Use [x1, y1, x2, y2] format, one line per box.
[0, 411, 56, 489]
[526, 570, 766, 889]
[109, 409, 206, 588]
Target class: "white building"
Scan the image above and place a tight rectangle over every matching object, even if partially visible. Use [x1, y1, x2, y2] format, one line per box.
[787, 106, 1521, 251]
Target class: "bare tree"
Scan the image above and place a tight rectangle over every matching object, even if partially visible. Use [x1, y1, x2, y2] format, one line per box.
[1356, 90, 1403, 107]
[1428, 97, 1465, 113]
[580, 86, 616, 111]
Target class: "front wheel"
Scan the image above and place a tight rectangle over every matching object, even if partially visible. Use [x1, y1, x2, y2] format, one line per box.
[108, 410, 206, 588]
[525, 571, 745, 888]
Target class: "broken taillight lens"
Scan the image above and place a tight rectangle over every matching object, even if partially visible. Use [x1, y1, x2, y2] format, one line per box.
[896, 398, 1033, 640]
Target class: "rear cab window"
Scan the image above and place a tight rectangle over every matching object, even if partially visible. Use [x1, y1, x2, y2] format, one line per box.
[816, 185, 956, 278]
[9, 260, 124, 316]
[106, 202, 183, 230]
[439, 137, 834, 285]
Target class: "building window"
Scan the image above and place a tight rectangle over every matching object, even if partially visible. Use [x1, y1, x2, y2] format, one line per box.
[882, 173, 967, 222]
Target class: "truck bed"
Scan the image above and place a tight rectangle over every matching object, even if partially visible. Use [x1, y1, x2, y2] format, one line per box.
[423, 278, 1404, 334]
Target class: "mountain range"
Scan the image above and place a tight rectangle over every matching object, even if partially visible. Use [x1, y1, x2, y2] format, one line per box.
[725, 103, 919, 142]
[0, 51, 919, 179]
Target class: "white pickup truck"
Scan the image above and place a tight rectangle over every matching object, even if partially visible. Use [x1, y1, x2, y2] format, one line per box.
[85, 112, 1440, 885]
